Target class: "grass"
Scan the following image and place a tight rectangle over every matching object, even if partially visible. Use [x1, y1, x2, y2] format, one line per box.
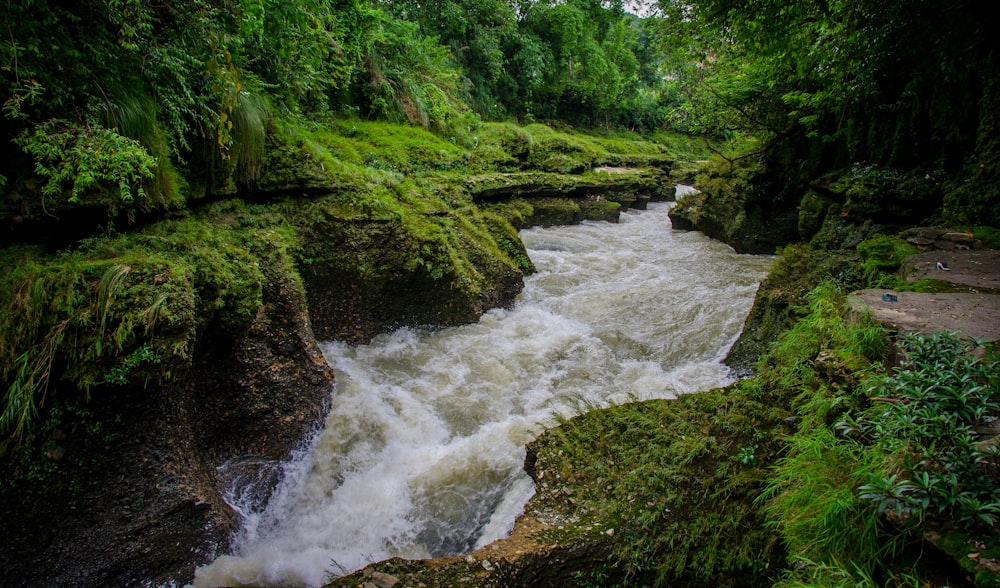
[528, 389, 788, 586]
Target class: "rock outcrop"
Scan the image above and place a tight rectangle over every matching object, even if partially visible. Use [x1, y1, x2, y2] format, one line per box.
[668, 158, 800, 254]
[0, 240, 334, 587]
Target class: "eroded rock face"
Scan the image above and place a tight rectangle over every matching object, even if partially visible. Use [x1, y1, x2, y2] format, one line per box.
[667, 160, 800, 254]
[293, 202, 526, 344]
[0, 249, 335, 587]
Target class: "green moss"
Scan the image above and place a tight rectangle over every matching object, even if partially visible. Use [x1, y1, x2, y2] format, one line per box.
[851, 234, 921, 288]
[529, 384, 790, 586]
[485, 198, 535, 230]
[289, 188, 524, 342]
[856, 235, 919, 273]
[670, 156, 798, 253]
[327, 119, 469, 174]
[470, 122, 672, 176]
[932, 529, 1000, 588]
[896, 278, 961, 293]
[579, 199, 621, 223]
[0, 202, 303, 440]
[526, 198, 584, 227]
[797, 190, 833, 241]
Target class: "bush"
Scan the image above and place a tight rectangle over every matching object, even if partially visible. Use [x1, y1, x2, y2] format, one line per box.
[847, 332, 1000, 530]
[855, 235, 919, 288]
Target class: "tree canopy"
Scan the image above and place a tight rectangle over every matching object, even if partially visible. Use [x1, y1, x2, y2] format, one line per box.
[1, 0, 998, 224]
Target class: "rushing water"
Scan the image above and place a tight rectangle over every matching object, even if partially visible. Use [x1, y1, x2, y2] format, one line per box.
[192, 200, 772, 588]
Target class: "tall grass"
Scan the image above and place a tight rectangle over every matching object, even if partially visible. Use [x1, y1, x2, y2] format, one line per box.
[760, 427, 909, 576]
[101, 92, 186, 210]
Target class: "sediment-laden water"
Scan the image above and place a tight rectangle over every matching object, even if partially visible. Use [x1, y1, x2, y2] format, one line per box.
[192, 200, 773, 587]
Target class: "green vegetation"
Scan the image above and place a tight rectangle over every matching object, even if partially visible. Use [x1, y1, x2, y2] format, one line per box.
[2, 0, 1000, 584]
[527, 242, 999, 587]
[0, 206, 299, 441]
[656, 0, 1000, 227]
[850, 333, 1000, 530]
[0, 106, 673, 450]
[530, 388, 786, 586]
[855, 236, 921, 289]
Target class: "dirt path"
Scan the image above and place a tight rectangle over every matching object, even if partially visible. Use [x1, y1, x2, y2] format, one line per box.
[848, 249, 1000, 342]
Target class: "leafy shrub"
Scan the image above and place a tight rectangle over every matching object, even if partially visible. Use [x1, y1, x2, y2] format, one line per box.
[846, 332, 1000, 529]
[16, 118, 156, 207]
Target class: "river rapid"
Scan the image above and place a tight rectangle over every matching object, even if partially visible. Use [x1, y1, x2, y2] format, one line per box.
[192, 200, 773, 588]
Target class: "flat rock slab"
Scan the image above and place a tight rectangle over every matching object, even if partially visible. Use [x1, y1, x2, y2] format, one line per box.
[848, 289, 1000, 342]
[904, 249, 1000, 290]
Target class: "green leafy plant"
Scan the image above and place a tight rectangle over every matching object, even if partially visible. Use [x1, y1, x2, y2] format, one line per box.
[847, 332, 1000, 530]
[103, 343, 162, 386]
[16, 117, 156, 206]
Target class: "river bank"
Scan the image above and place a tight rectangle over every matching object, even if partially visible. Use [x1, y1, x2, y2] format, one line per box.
[327, 230, 1000, 588]
[0, 121, 685, 587]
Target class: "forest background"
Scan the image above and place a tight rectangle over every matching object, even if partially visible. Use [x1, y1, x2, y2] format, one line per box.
[2, 0, 999, 587]
[2, 0, 996, 228]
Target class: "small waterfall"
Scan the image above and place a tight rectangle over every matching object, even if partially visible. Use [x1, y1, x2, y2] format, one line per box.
[192, 201, 773, 587]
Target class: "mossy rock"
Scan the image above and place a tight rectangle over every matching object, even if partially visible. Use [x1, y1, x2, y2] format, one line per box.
[925, 526, 1000, 588]
[821, 165, 943, 225]
[256, 121, 359, 194]
[466, 169, 670, 206]
[669, 158, 799, 254]
[290, 194, 524, 343]
[798, 190, 835, 241]
[485, 198, 536, 231]
[804, 202, 885, 251]
[522, 389, 787, 587]
[726, 244, 861, 374]
[579, 198, 622, 223]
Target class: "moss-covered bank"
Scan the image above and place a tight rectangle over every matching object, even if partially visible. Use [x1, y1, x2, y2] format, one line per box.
[0, 119, 680, 586]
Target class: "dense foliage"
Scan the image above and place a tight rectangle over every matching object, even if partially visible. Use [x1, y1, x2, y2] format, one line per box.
[653, 0, 1000, 225]
[4, 0, 999, 226]
[2, 1, 1000, 584]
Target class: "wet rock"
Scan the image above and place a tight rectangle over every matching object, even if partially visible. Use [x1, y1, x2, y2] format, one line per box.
[369, 571, 400, 588]
[667, 159, 800, 254]
[901, 227, 980, 250]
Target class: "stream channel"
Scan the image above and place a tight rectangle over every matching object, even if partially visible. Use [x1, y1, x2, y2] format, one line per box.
[192, 199, 773, 587]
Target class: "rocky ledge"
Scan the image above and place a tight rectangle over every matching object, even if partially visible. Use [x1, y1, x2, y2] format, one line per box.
[847, 248, 1000, 343]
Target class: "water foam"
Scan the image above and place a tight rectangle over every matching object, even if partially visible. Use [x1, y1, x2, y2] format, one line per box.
[192, 203, 772, 587]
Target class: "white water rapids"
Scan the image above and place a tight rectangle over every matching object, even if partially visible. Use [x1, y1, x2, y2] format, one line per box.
[191, 200, 773, 588]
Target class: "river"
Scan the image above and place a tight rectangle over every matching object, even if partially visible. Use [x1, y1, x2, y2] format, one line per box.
[192, 200, 773, 587]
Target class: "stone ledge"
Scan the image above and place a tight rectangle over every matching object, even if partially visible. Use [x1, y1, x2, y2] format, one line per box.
[847, 289, 1000, 342]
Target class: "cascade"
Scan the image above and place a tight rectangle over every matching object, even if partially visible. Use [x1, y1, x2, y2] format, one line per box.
[192, 201, 772, 588]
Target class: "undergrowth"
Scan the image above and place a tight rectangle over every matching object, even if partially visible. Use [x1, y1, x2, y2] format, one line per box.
[756, 255, 999, 586]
